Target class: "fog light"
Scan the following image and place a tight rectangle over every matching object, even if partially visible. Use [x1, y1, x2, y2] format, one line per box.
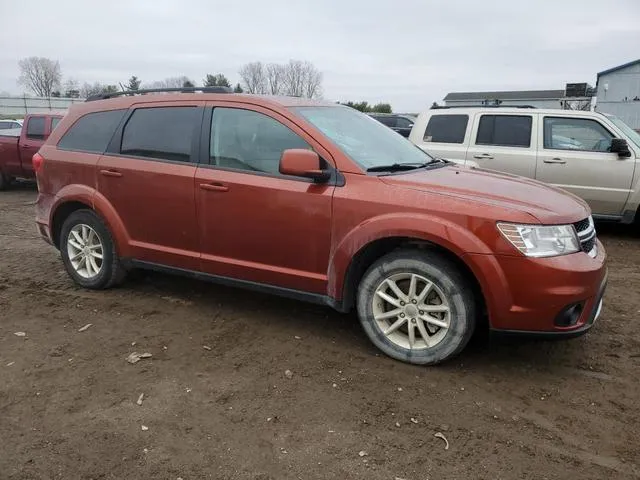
[555, 303, 584, 327]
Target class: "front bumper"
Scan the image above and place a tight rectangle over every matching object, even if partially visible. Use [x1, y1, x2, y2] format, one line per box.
[490, 273, 606, 339]
[465, 239, 607, 335]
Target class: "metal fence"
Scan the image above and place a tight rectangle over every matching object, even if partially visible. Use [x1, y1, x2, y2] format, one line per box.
[0, 96, 85, 118]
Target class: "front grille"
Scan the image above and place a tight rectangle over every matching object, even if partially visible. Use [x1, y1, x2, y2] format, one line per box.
[573, 217, 597, 256]
[573, 218, 590, 233]
[581, 237, 596, 253]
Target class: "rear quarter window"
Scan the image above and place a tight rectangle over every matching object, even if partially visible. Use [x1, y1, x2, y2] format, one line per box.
[424, 115, 468, 143]
[58, 109, 127, 153]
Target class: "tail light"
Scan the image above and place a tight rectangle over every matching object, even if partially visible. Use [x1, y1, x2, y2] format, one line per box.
[32, 153, 44, 174]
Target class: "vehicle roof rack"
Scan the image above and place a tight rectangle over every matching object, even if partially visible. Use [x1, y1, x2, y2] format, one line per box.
[86, 86, 233, 102]
[431, 105, 537, 109]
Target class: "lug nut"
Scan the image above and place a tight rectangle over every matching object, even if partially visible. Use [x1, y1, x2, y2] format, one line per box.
[411, 299, 417, 304]
[411, 318, 416, 324]
[400, 313, 405, 318]
[400, 301, 405, 306]
[419, 310, 424, 315]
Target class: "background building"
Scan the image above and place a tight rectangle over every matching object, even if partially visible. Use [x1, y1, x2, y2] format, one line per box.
[596, 59, 640, 130]
[443, 89, 565, 109]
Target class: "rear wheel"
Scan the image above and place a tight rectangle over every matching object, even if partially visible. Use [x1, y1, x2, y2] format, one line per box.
[0, 172, 7, 191]
[356, 249, 476, 365]
[59, 209, 126, 289]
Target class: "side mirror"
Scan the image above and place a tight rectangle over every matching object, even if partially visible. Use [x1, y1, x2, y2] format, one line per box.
[279, 149, 330, 182]
[610, 138, 631, 158]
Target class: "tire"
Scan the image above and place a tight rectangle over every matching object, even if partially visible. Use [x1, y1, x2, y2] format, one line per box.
[0, 171, 7, 191]
[59, 209, 126, 289]
[356, 249, 476, 365]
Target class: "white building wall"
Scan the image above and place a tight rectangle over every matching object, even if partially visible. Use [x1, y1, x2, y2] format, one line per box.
[596, 63, 640, 129]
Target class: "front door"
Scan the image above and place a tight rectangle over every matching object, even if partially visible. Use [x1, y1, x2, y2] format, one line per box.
[465, 113, 537, 178]
[535, 116, 635, 216]
[97, 103, 203, 270]
[195, 104, 334, 294]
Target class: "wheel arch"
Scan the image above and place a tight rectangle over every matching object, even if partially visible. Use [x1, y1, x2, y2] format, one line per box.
[328, 214, 492, 316]
[49, 185, 131, 256]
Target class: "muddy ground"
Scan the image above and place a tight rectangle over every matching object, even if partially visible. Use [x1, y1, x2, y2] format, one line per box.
[1, 185, 639, 480]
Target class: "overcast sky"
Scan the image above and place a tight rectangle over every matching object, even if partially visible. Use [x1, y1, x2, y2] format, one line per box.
[1, 0, 639, 111]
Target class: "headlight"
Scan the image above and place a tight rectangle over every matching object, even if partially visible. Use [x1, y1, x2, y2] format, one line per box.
[497, 223, 580, 257]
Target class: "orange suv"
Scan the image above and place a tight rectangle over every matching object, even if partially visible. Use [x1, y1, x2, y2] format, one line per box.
[34, 88, 607, 365]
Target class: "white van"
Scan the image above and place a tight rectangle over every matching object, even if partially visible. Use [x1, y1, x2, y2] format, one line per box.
[409, 107, 640, 223]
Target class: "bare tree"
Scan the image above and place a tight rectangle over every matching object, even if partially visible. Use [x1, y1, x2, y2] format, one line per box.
[281, 60, 322, 98]
[283, 60, 305, 97]
[80, 82, 118, 98]
[146, 76, 196, 89]
[239, 62, 266, 94]
[18, 57, 62, 97]
[63, 78, 80, 98]
[302, 62, 323, 99]
[265, 63, 285, 95]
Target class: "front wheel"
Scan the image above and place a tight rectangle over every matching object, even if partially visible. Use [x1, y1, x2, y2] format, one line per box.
[60, 209, 126, 289]
[356, 249, 476, 365]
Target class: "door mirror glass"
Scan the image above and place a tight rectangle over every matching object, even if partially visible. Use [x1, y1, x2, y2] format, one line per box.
[610, 138, 631, 157]
[279, 149, 330, 182]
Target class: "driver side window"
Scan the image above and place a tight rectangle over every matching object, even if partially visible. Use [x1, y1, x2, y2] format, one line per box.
[210, 108, 310, 174]
[543, 117, 614, 153]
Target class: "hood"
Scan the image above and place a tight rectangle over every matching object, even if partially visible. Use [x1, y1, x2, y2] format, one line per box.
[380, 165, 590, 224]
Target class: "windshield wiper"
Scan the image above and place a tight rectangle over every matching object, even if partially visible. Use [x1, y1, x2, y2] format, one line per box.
[366, 163, 426, 172]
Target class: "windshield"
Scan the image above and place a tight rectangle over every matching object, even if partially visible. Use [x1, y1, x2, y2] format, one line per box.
[607, 115, 640, 150]
[292, 106, 435, 170]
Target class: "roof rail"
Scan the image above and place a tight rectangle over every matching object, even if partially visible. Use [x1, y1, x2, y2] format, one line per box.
[431, 104, 537, 109]
[86, 86, 233, 102]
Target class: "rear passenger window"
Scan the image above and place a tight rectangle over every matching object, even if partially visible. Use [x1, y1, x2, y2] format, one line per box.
[58, 110, 126, 153]
[121, 107, 199, 163]
[424, 115, 468, 143]
[476, 115, 532, 147]
[26, 117, 46, 140]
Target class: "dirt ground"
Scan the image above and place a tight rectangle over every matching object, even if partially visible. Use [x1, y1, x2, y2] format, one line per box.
[1, 185, 639, 480]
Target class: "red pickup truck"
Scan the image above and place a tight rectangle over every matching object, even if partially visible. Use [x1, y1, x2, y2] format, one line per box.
[0, 113, 63, 189]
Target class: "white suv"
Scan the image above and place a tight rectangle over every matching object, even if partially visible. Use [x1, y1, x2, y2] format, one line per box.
[409, 107, 640, 223]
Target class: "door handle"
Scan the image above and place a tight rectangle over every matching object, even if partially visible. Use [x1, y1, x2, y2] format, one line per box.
[543, 158, 566, 164]
[473, 154, 494, 159]
[100, 169, 123, 178]
[200, 183, 229, 192]
[20, 144, 31, 149]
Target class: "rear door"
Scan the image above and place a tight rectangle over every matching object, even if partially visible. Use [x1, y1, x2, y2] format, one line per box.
[465, 113, 537, 177]
[415, 113, 471, 164]
[535, 115, 634, 215]
[98, 102, 203, 270]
